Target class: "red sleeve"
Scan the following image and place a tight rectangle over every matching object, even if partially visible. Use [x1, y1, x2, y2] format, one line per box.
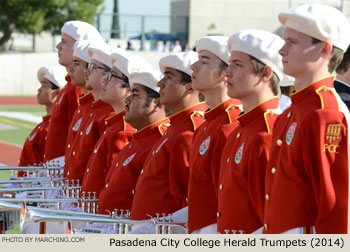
[168, 132, 192, 208]
[302, 110, 348, 233]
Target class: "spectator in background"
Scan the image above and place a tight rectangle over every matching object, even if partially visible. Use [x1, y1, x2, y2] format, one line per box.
[171, 40, 182, 52]
[127, 41, 134, 51]
[335, 46, 350, 111]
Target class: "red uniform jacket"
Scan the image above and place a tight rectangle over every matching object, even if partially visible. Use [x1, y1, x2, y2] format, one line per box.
[45, 75, 83, 161]
[264, 76, 349, 234]
[81, 111, 135, 197]
[98, 119, 169, 215]
[64, 92, 94, 160]
[187, 99, 241, 233]
[130, 103, 206, 220]
[18, 114, 51, 176]
[64, 99, 114, 184]
[217, 98, 279, 234]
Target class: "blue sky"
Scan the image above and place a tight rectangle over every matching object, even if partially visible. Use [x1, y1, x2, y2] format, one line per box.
[99, 0, 172, 38]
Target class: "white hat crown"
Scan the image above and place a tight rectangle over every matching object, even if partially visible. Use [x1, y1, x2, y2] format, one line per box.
[87, 42, 113, 68]
[61, 21, 103, 41]
[129, 69, 162, 93]
[228, 29, 284, 80]
[196, 36, 230, 65]
[159, 51, 198, 76]
[279, 4, 350, 51]
[37, 66, 67, 88]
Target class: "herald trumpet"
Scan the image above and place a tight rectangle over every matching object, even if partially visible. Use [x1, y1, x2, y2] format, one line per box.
[21, 205, 188, 234]
[0, 185, 81, 193]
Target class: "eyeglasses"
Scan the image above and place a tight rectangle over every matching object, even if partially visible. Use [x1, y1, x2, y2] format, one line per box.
[106, 71, 127, 82]
[88, 62, 109, 73]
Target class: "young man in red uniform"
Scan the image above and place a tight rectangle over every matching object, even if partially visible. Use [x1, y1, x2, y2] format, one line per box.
[64, 42, 114, 184]
[64, 40, 97, 159]
[97, 69, 168, 216]
[45, 21, 103, 164]
[264, 4, 350, 234]
[171, 36, 242, 234]
[81, 50, 142, 197]
[18, 66, 66, 173]
[129, 52, 206, 227]
[217, 30, 284, 234]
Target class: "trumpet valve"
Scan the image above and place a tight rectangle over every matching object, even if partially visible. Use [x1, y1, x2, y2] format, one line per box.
[119, 209, 124, 217]
[126, 210, 130, 218]
[239, 230, 244, 234]
[232, 229, 237, 234]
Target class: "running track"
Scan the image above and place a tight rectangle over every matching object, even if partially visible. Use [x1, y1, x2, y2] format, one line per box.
[0, 96, 37, 165]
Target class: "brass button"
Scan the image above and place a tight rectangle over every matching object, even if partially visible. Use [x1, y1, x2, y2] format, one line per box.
[321, 88, 327, 92]
[104, 130, 107, 135]
[90, 113, 93, 117]
[236, 132, 240, 138]
[67, 171, 70, 176]
[132, 189, 135, 195]
[45, 136, 47, 140]
[265, 194, 270, 201]
[219, 184, 223, 190]
[203, 126, 207, 131]
[217, 212, 220, 218]
[237, 121, 241, 126]
[129, 144, 132, 148]
[105, 183, 109, 188]
[105, 121, 108, 125]
[287, 111, 291, 118]
[269, 111, 274, 115]
[78, 109, 80, 114]
[230, 106, 235, 110]
[86, 168, 90, 173]
[115, 162, 119, 167]
[226, 157, 230, 163]
[195, 113, 199, 117]
[276, 139, 282, 146]
[72, 151, 76, 156]
[80, 131, 83, 136]
[43, 154, 46, 159]
[271, 167, 276, 174]
[186, 197, 188, 203]
[264, 224, 268, 231]
[140, 169, 144, 174]
[67, 144, 71, 149]
[162, 126, 166, 130]
[94, 149, 97, 154]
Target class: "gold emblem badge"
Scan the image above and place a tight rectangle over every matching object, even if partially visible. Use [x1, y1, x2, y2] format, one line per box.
[326, 124, 341, 143]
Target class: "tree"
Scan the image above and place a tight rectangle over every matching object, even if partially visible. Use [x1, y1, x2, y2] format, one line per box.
[0, 0, 104, 52]
[111, 0, 120, 38]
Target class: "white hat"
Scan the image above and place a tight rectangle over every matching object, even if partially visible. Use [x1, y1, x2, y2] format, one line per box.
[129, 70, 162, 93]
[159, 51, 198, 76]
[88, 42, 113, 68]
[228, 29, 284, 80]
[196, 36, 230, 65]
[279, 4, 350, 51]
[280, 74, 295, 87]
[110, 50, 153, 78]
[37, 66, 67, 88]
[73, 40, 95, 63]
[61, 21, 103, 41]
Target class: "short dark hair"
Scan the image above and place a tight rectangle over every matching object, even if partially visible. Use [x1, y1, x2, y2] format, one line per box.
[179, 70, 192, 84]
[143, 85, 160, 107]
[49, 81, 60, 90]
[336, 46, 350, 74]
[311, 37, 344, 73]
[219, 60, 228, 73]
[121, 73, 130, 88]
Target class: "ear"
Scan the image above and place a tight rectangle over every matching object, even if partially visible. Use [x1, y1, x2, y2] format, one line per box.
[321, 41, 333, 56]
[262, 66, 273, 81]
[52, 89, 60, 98]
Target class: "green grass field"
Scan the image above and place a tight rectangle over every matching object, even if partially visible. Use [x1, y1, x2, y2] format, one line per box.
[0, 105, 44, 234]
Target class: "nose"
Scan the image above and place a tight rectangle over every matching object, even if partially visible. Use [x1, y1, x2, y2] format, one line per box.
[279, 44, 287, 57]
[190, 61, 198, 72]
[157, 78, 164, 88]
[224, 65, 233, 79]
[124, 95, 131, 105]
[56, 41, 62, 50]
